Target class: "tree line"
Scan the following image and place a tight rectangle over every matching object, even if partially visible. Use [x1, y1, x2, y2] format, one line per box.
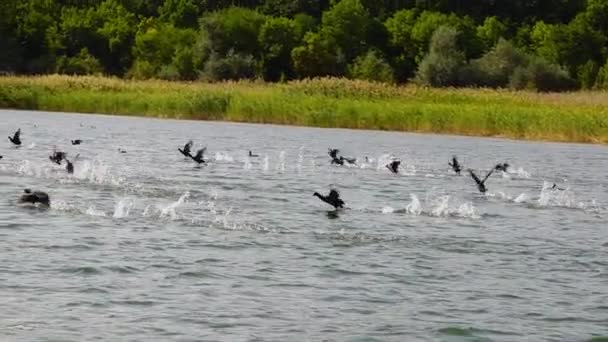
[1, 0, 608, 91]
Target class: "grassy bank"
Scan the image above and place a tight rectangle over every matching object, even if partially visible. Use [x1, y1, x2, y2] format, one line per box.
[1, 75, 608, 143]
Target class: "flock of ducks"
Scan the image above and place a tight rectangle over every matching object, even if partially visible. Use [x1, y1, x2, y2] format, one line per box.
[4, 128, 561, 211]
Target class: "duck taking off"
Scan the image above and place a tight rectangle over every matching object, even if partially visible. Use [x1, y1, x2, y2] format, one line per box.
[449, 156, 462, 175]
[189, 147, 207, 164]
[178, 140, 193, 158]
[495, 162, 510, 172]
[18, 189, 50, 207]
[49, 149, 66, 165]
[8, 128, 21, 146]
[468, 168, 494, 193]
[386, 160, 401, 174]
[313, 189, 345, 209]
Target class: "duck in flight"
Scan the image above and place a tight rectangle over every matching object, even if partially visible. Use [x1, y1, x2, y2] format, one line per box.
[495, 162, 510, 172]
[8, 128, 21, 146]
[468, 168, 494, 193]
[248, 150, 259, 157]
[18, 189, 50, 207]
[449, 156, 462, 175]
[189, 147, 207, 164]
[386, 160, 401, 174]
[71, 139, 82, 145]
[313, 189, 345, 209]
[178, 140, 193, 158]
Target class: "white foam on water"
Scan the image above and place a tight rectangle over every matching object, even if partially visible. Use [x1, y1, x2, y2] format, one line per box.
[276, 151, 286, 172]
[263, 155, 269, 172]
[243, 156, 252, 170]
[85, 206, 107, 217]
[159, 191, 190, 220]
[297, 146, 304, 174]
[382, 206, 394, 214]
[430, 195, 450, 217]
[215, 152, 234, 162]
[514, 193, 528, 203]
[405, 194, 422, 215]
[113, 197, 134, 218]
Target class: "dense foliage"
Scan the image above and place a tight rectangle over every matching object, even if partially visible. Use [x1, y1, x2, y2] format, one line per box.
[2, 0, 607, 91]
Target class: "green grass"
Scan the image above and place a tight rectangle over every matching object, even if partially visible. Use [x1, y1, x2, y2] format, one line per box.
[1, 75, 608, 143]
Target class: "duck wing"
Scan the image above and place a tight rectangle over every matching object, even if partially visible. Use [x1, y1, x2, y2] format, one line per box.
[193, 148, 205, 160]
[183, 140, 193, 154]
[468, 169, 482, 185]
[482, 168, 494, 183]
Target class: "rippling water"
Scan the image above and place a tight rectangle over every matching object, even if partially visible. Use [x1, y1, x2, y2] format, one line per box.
[1, 109, 607, 341]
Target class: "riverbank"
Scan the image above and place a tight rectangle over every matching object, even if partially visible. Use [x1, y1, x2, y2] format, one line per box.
[1, 75, 607, 143]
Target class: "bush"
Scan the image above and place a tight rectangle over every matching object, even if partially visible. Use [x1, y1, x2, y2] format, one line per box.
[415, 26, 466, 87]
[348, 50, 394, 83]
[509, 57, 576, 92]
[594, 59, 608, 89]
[577, 60, 598, 89]
[55, 48, 103, 75]
[465, 39, 529, 87]
[201, 50, 257, 81]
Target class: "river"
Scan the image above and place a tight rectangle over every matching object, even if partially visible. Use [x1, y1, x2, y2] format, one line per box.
[1, 109, 607, 341]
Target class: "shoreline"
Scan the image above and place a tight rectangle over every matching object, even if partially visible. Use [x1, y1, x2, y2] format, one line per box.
[1, 75, 607, 144]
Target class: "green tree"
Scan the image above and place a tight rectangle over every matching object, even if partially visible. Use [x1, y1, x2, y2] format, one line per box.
[129, 20, 197, 79]
[258, 17, 301, 81]
[476, 16, 507, 51]
[320, 0, 372, 62]
[291, 31, 343, 77]
[201, 7, 267, 57]
[415, 26, 466, 87]
[158, 0, 200, 28]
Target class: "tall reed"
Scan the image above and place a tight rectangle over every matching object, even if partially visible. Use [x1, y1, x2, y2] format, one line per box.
[1, 75, 607, 143]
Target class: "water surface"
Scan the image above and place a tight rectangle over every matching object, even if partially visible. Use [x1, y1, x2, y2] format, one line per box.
[1, 109, 607, 341]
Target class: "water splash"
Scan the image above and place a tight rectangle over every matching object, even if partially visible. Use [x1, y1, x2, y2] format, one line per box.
[297, 146, 304, 174]
[514, 193, 528, 203]
[243, 156, 252, 170]
[276, 151, 286, 172]
[215, 152, 234, 162]
[263, 155, 269, 172]
[382, 206, 394, 214]
[430, 195, 451, 217]
[86, 206, 107, 217]
[159, 192, 190, 220]
[113, 198, 134, 218]
[405, 194, 422, 215]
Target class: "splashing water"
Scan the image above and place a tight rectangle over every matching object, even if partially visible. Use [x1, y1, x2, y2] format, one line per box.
[276, 151, 286, 172]
[243, 156, 252, 170]
[297, 146, 304, 174]
[86, 206, 107, 217]
[406, 194, 422, 215]
[263, 155, 269, 172]
[430, 195, 451, 217]
[382, 206, 394, 214]
[215, 152, 234, 162]
[159, 192, 190, 220]
[514, 193, 528, 203]
[113, 197, 134, 218]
